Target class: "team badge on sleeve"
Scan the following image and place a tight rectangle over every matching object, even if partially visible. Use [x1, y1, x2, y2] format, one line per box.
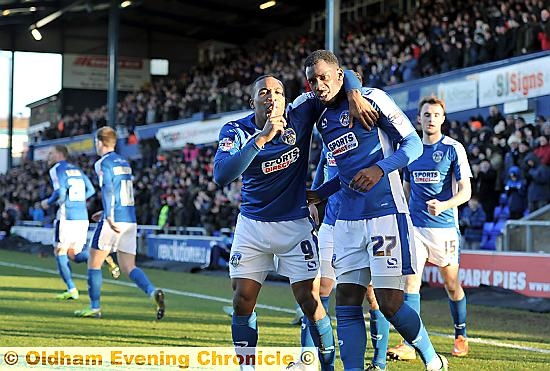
[339, 110, 350, 126]
[387, 110, 406, 126]
[219, 137, 235, 152]
[280, 128, 297, 146]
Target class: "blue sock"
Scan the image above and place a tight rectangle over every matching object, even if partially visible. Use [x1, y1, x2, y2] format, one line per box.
[129, 268, 155, 296]
[403, 292, 421, 347]
[308, 314, 335, 371]
[56, 255, 75, 290]
[231, 312, 258, 347]
[301, 296, 331, 348]
[387, 303, 437, 365]
[88, 269, 102, 310]
[405, 293, 421, 314]
[73, 249, 89, 263]
[335, 306, 365, 371]
[449, 296, 467, 338]
[369, 309, 389, 368]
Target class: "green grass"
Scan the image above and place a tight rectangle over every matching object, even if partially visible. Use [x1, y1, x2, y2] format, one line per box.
[0, 248, 549, 370]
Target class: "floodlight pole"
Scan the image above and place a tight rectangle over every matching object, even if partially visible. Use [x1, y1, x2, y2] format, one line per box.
[107, 0, 119, 128]
[325, 0, 340, 57]
[7, 50, 14, 170]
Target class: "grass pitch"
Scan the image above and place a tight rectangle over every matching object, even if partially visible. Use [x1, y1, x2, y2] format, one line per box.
[0, 248, 549, 370]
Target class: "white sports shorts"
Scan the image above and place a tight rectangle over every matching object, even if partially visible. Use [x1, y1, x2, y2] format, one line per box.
[54, 219, 89, 253]
[91, 219, 137, 254]
[317, 222, 336, 280]
[413, 226, 460, 267]
[229, 214, 320, 284]
[332, 213, 418, 285]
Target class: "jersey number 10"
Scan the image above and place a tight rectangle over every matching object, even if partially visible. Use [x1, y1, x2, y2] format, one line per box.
[120, 179, 135, 206]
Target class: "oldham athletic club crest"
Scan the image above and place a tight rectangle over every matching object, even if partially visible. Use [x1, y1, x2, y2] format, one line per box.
[229, 252, 242, 267]
[339, 110, 350, 126]
[280, 128, 297, 146]
[432, 150, 444, 163]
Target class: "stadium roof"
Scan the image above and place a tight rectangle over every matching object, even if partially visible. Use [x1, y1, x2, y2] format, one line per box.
[0, 0, 326, 50]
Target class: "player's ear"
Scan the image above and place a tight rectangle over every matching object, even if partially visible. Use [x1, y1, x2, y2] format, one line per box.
[249, 99, 254, 109]
[337, 68, 344, 81]
[417, 114, 421, 125]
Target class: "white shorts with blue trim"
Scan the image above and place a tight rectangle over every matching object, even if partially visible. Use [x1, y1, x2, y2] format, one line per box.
[318, 223, 336, 280]
[414, 226, 460, 267]
[332, 213, 418, 282]
[91, 219, 137, 254]
[229, 214, 320, 284]
[54, 219, 89, 253]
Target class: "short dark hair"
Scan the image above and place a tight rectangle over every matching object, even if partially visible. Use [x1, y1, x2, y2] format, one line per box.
[54, 145, 69, 158]
[418, 95, 446, 114]
[304, 50, 340, 70]
[250, 74, 283, 96]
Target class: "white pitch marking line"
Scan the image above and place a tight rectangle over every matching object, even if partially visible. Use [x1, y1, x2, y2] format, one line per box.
[2, 260, 549, 354]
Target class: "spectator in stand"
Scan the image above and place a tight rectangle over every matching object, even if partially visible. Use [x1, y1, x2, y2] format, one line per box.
[534, 135, 550, 165]
[538, 8, 550, 50]
[459, 196, 487, 250]
[473, 159, 499, 222]
[504, 166, 527, 219]
[524, 152, 550, 212]
[486, 106, 505, 128]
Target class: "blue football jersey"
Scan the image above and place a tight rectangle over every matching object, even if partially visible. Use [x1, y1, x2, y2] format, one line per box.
[48, 161, 95, 221]
[214, 93, 323, 222]
[317, 146, 341, 226]
[403, 135, 472, 228]
[316, 88, 419, 220]
[94, 152, 136, 223]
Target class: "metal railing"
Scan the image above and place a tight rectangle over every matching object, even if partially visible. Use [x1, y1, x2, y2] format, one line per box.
[502, 204, 550, 253]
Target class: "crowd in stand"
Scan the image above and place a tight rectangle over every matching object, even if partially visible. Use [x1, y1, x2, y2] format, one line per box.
[31, 0, 550, 142]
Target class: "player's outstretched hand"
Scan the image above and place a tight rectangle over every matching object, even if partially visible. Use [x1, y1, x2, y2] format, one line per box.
[91, 210, 103, 222]
[347, 90, 379, 130]
[255, 100, 286, 148]
[306, 189, 322, 205]
[40, 199, 49, 210]
[426, 199, 447, 216]
[308, 204, 319, 226]
[350, 165, 384, 192]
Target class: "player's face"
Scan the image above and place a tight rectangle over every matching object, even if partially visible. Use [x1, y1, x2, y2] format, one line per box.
[47, 149, 58, 166]
[419, 103, 445, 136]
[305, 60, 343, 104]
[251, 77, 285, 123]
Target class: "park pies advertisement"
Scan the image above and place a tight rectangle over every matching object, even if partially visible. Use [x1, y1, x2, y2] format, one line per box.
[0, 347, 318, 370]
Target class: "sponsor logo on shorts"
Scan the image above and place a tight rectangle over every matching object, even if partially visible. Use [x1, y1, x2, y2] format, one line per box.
[280, 128, 297, 146]
[327, 132, 358, 156]
[307, 261, 318, 271]
[412, 170, 441, 183]
[261, 148, 300, 174]
[327, 151, 337, 166]
[331, 253, 337, 268]
[432, 150, 444, 163]
[339, 110, 350, 126]
[229, 252, 242, 267]
[387, 257, 399, 268]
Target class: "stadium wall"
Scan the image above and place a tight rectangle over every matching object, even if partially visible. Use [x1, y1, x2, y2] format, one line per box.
[385, 51, 550, 123]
